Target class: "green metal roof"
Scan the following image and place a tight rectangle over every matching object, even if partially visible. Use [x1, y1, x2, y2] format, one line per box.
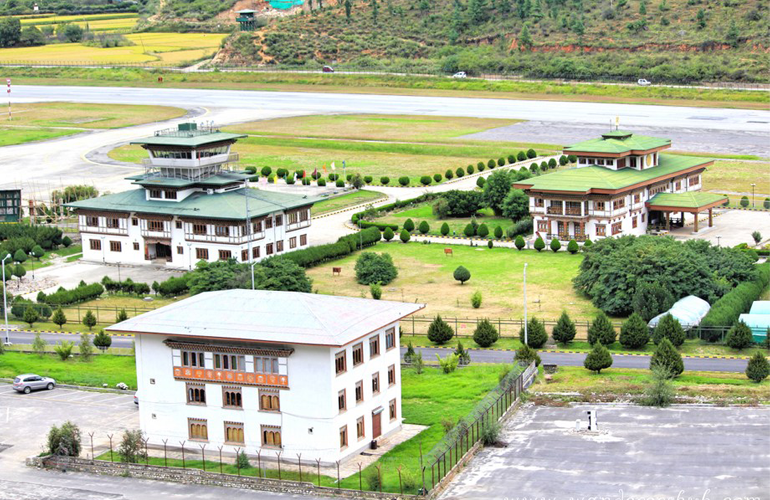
[66, 188, 317, 220]
[647, 191, 727, 209]
[126, 172, 251, 188]
[131, 132, 247, 148]
[564, 131, 670, 154]
[515, 154, 711, 193]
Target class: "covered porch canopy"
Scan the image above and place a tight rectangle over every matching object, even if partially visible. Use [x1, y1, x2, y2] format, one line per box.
[646, 192, 728, 232]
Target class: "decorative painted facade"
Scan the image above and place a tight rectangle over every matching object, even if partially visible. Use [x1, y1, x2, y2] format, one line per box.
[67, 123, 314, 269]
[514, 130, 727, 241]
[107, 290, 424, 464]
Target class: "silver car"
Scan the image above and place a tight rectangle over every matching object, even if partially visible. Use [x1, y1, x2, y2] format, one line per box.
[12, 374, 56, 394]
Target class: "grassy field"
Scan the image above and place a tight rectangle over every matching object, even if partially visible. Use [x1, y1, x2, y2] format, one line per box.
[532, 366, 770, 405]
[14, 13, 139, 32]
[0, 351, 137, 389]
[307, 242, 598, 319]
[703, 160, 770, 201]
[0, 101, 186, 146]
[377, 203, 515, 236]
[15, 243, 82, 272]
[0, 33, 226, 66]
[110, 114, 557, 184]
[311, 190, 385, 215]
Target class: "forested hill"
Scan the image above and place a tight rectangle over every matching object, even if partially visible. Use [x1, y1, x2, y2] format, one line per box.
[219, 0, 769, 82]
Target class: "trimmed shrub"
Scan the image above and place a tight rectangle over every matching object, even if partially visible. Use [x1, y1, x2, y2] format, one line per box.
[477, 162, 486, 172]
[584, 343, 613, 374]
[588, 311, 616, 346]
[548, 158, 557, 169]
[444, 169, 454, 180]
[515, 344, 541, 366]
[93, 330, 112, 351]
[286, 177, 296, 185]
[261, 166, 272, 177]
[464, 224, 475, 237]
[583, 238, 593, 250]
[283, 227, 381, 268]
[567, 239, 579, 254]
[302, 177, 311, 185]
[619, 312, 650, 349]
[364, 176, 373, 184]
[527, 149, 537, 158]
[471, 290, 482, 309]
[420, 176, 432, 186]
[764, 197, 770, 209]
[380, 176, 390, 185]
[550, 238, 561, 252]
[317, 178, 327, 186]
[427, 315, 454, 344]
[725, 321, 753, 350]
[497, 157, 505, 166]
[455, 167, 465, 178]
[370, 283, 382, 300]
[515, 235, 525, 250]
[433, 173, 442, 183]
[383, 227, 394, 242]
[650, 338, 684, 377]
[652, 313, 685, 347]
[400, 229, 411, 243]
[740, 196, 749, 207]
[494, 226, 503, 239]
[473, 319, 499, 347]
[453, 266, 471, 285]
[552, 311, 576, 345]
[508, 154, 515, 164]
[39, 282, 104, 306]
[476, 177, 485, 188]
[746, 351, 770, 382]
[568, 154, 577, 163]
[440, 222, 450, 236]
[398, 176, 410, 186]
[487, 159, 496, 169]
[404, 219, 415, 232]
[335, 180, 344, 187]
[467, 165, 474, 174]
[487, 240, 494, 249]
[540, 160, 548, 170]
[328, 173, 339, 181]
[519, 317, 548, 348]
[477, 224, 489, 238]
[355, 252, 398, 286]
[517, 151, 527, 162]
[700, 262, 770, 337]
[533, 236, 545, 252]
[418, 221, 430, 234]
[559, 155, 568, 166]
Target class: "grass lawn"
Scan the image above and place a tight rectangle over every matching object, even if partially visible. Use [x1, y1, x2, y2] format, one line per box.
[0, 127, 78, 146]
[307, 242, 598, 320]
[0, 351, 136, 389]
[16, 244, 82, 272]
[109, 114, 558, 184]
[377, 203, 514, 236]
[312, 190, 386, 215]
[703, 160, 770, 199]
[533, 366, 770, 404]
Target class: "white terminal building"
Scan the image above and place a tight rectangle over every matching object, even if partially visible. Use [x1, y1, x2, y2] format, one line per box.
[67, 123, 315, 270]
[107, 289, 424, 463]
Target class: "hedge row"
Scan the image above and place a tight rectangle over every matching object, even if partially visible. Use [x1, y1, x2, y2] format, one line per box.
[700, 262, 770, 332]
[156, 275, 190, 297]
[284, 227, 382, 268]
[39, 282, 105, 306]
[101, 276, 151, 296]
[352, 193, 439, 226]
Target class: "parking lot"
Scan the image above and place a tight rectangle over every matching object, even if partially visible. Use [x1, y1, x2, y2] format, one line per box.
[440, 404, 770, 500]
[0, 383, 138, 464]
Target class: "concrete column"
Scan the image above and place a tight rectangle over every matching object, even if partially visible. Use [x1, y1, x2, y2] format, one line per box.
[709, 208, 713, 227]
[694, 211, 699, 232]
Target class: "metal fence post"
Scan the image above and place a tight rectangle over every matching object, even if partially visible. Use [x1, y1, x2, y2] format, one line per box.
[200, 444, 206, 472]
[316, 458, 321, 486]
[179, 441, 186, 469]
[107, 433, 114, 462]
[218, 446, 223, 474]
[277, 451, 282, 480]
[358, 462, 363, 491]
[236, 447, 241, 476]
[88, 432, 94, 460]
[297, 453, 302, 482]
[163, 439, 168, 467]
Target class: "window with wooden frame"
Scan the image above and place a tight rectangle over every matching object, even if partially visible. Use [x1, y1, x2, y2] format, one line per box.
[352, 343, 364, 366]
[177, 246, 183, 254]
[259, 390, 280, 412]
[214, 354, 245, 371]
[224, 422, 245, 444]
[389, 399, 397, 421]
[594, 201, 606, 211]
[675, 181, 682, 191]
[84, 215, 98, 227]
[106, 217, 120, 229]
[262, 425, 282, 448]
[89, 239, 101, 251]
[276, 240, 284, 252]
[537, 220, 548, 232]
[611, 222, 622, 235]
[193, 223, 207, 235]
[612, 198, 625, 210]
[222, 387, 243, 409]
[195, 248, 209, 260]
[175, 220, 183, 229]
[596, 225, 606, 237]
[641, 213, 645, 223]
[632, 216, 638, 229]
[335, 351, 346, 375]
[289, 237, 297, 249]
[300, 209, 309, 222]
[148, 220, 164, 232]
[241, 249, 248, 262]
[266, 243, 274, 255]
[356, 416, 365, 440]
[338, 389, 346, 413]
[134, 243, 141, 251]
[254, 356, 278, 374]
[689, 175, 700, 187]
[215, 225, 230, 237]
[186, 383, 206, 405]
[633, 193, 641, 204]
[372, 372, 380, 395]
[252, 246, 260, 259]
[355, 380, 364, 404]
[109, 241, 121, 252]
[131, 217, 138, 226]
[182, 350, 205, 368]
[275, 215, 283, 226]
[339, 425, 348, 449]
[165, 190, 177, 200]
[300, 234, 307, 246]
[149, 189, 162, 199]
[385, 327, 396, 350]
[388, 365, 396, 386]
[369, 335, 380, 358]
[188, 418, 208, 441]
[218, 249, 232, 261]
[265, 217, 273, 229]
[288, 211, 298, 224]
[252, 220, 262, 233]
[534, 198, 544, 208]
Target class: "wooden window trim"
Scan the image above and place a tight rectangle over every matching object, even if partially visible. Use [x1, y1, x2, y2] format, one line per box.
[340, 425, 348, 450]
[224, 421, 245, 445]
[356, 416, 365, 441]
[389, 399, 397, 422]
[388, 365, 396, 387]
[355, 380, 364, 404]
[385, 327, 396, 351]
[261, 425, 282, 448]
[338, 389, 346, 413]
[352, 342, 364, 367]
[335, 351, 347, 376]
[222, 386, 243, 410]
[186, 383, 206, 406]
[369, 335, 380, 359]
[188, 418, 208, 441]
[259, 390, 280, 413]
[372, 372, 380, 395]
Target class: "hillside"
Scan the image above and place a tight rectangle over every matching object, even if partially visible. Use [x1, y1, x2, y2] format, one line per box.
[216, 0, 769, 82]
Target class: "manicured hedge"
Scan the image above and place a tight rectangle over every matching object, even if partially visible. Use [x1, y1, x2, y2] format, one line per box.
[157, 275, 190, 297]
[284, 227, 382, 268]
[102, 277, 150, 295]
[351, 193, 439, 226]
[39, 282, 105, 306]
[700, 262, 770, 334]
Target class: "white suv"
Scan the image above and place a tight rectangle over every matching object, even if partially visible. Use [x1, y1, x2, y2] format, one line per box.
[452, 72, 467, 79]
[637, 78, 651, 86]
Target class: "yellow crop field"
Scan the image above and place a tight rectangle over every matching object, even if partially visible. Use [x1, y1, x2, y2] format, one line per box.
[0, 33, 227, 66]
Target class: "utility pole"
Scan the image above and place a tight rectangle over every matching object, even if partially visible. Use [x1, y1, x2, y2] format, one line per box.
[751, 183, 756, 208]
[244, 183, 254, 290]
[2, 254, 10, 346]
[523, 263, 528, 346]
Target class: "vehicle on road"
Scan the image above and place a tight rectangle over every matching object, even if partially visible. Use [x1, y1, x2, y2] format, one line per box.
[452, 71, 467, 79]
[134, 391, 139, 405]
[637, 78, 651, 86]
[13, 374, 56, 394]
[322, 65, 334, 73]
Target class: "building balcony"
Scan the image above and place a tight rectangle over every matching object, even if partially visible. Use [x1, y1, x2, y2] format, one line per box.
[80, 225, 128, 236]
[565, 207, 582, 216]
[547, 233, 588, 242]
[173, 366, 289, 389]
[286, 220, 311, 232]
[184, 231, 266, 244]
[141, 229, 171, 239]
[142, 153, 239, 170]
[546, 206, 563, 215]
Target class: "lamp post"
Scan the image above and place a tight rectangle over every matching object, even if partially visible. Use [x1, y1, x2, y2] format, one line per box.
[716, 235, 722, 247]
[751, 183, 756, 208]
[2, 254, 10, 346]
[523, 263, 528, 346]
[100, 236, 106, 263]
[28, 251, 34, 281]
[187, 243, 192, 271]
[251, 261, 258, 290]
[117, 261, 121, 282]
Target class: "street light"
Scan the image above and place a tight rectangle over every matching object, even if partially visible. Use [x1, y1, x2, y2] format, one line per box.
[751, 183, 756, 208]
[717, 235, 722, 247]
[251, 261, 258, 290]
[100, 236, 106, 263]
[2, 254, 10, 346]
[523, 263, 528, 346]
[28, 251, 35, 281]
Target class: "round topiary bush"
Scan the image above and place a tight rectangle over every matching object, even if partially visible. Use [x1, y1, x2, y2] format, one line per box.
[433, 173, 442, 183]
[530, 164, 539, 174]
[567, 154, 577, 163]
[559, 155, 568, 166]
[380, 176, 390, 185]
[567, 239, 579, 254]
[455, 167, 465, 177]
[404, 218, 415, 232]
[488, 159, 496, 169]
[476, 177, 485, 188]
[583, 238, 593, 251]
[383, 227, 394, 241]
[453, 265, 471, 285]
[507, 154, 515, 164]
[477, 223, 489, 238]
[540, 161, 548, 170]
[515, 235, 525, 250]
[548, 158, 557, 169]
[527, 149, 537, 158]
[487, 240, 493, 248]
[336, 179, 344, 187]
[317, 178, 326, 186]
[311, 170, 321, 180]
[740, 196, 750, 207]
[497, 157, 505, 166]
[346, 174, 353, 181]
[494, 225, 503, 239]
[400, 229, 411, 243]
[550, 238, 561, 252]
[398, 176, 410, 186]
[517, 151, 527, 162]
[276, 168, 288, 178]
[534, 236, 545, 252]
[464, 223, 475, 237]
[445, 169, 454, 179]
[477, 163, 485, 172]
[328, 173, 339, 181]
[245, 166, 257, 174]
[764, 197, 770, 209]
[302, 177, 311, 185]
[420, 176, 432, 186]
[261, 166, 272, 177]
[418, 221, 430, 234]
[286, 176, 296, 185]
[440, 222, 450, 236]
[364, 176, 373, 184]
[473, 319, 499, 347]
[268, 174, 275, 183]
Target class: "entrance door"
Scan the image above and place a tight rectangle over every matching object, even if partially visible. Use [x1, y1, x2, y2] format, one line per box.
[372, 410, 382, 439]
[156, 243, 172, 262]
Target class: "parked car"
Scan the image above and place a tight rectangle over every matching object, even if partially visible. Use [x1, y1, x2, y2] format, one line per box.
[134, 391, 139, 406]
[322, 65, 334, 73]
[452, 71, 467, 79]
[13, 374, 55, 394]
[637, 78, 651, 86]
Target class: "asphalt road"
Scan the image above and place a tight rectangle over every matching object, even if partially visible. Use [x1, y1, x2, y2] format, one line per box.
[2, 330, 749, 372]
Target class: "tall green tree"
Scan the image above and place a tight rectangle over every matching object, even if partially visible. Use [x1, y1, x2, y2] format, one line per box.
[588, 311, 616, 346]
[52, 306, 67, 328]
[0, 17, 21, 48]
[519, 23, 533, 50]
[552, 311, 576, 345]
[619, 312, 650, 349]
[584, 343, 613, 374]
[427, 315, 454, 344]
[519, 317, 548, 348]
[82, 310, 97, 331]
[652, 313, 685, 347]
[501, 189, 529, 221]
[482, 170, 514, 216]
[650, 338, 684, 377]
